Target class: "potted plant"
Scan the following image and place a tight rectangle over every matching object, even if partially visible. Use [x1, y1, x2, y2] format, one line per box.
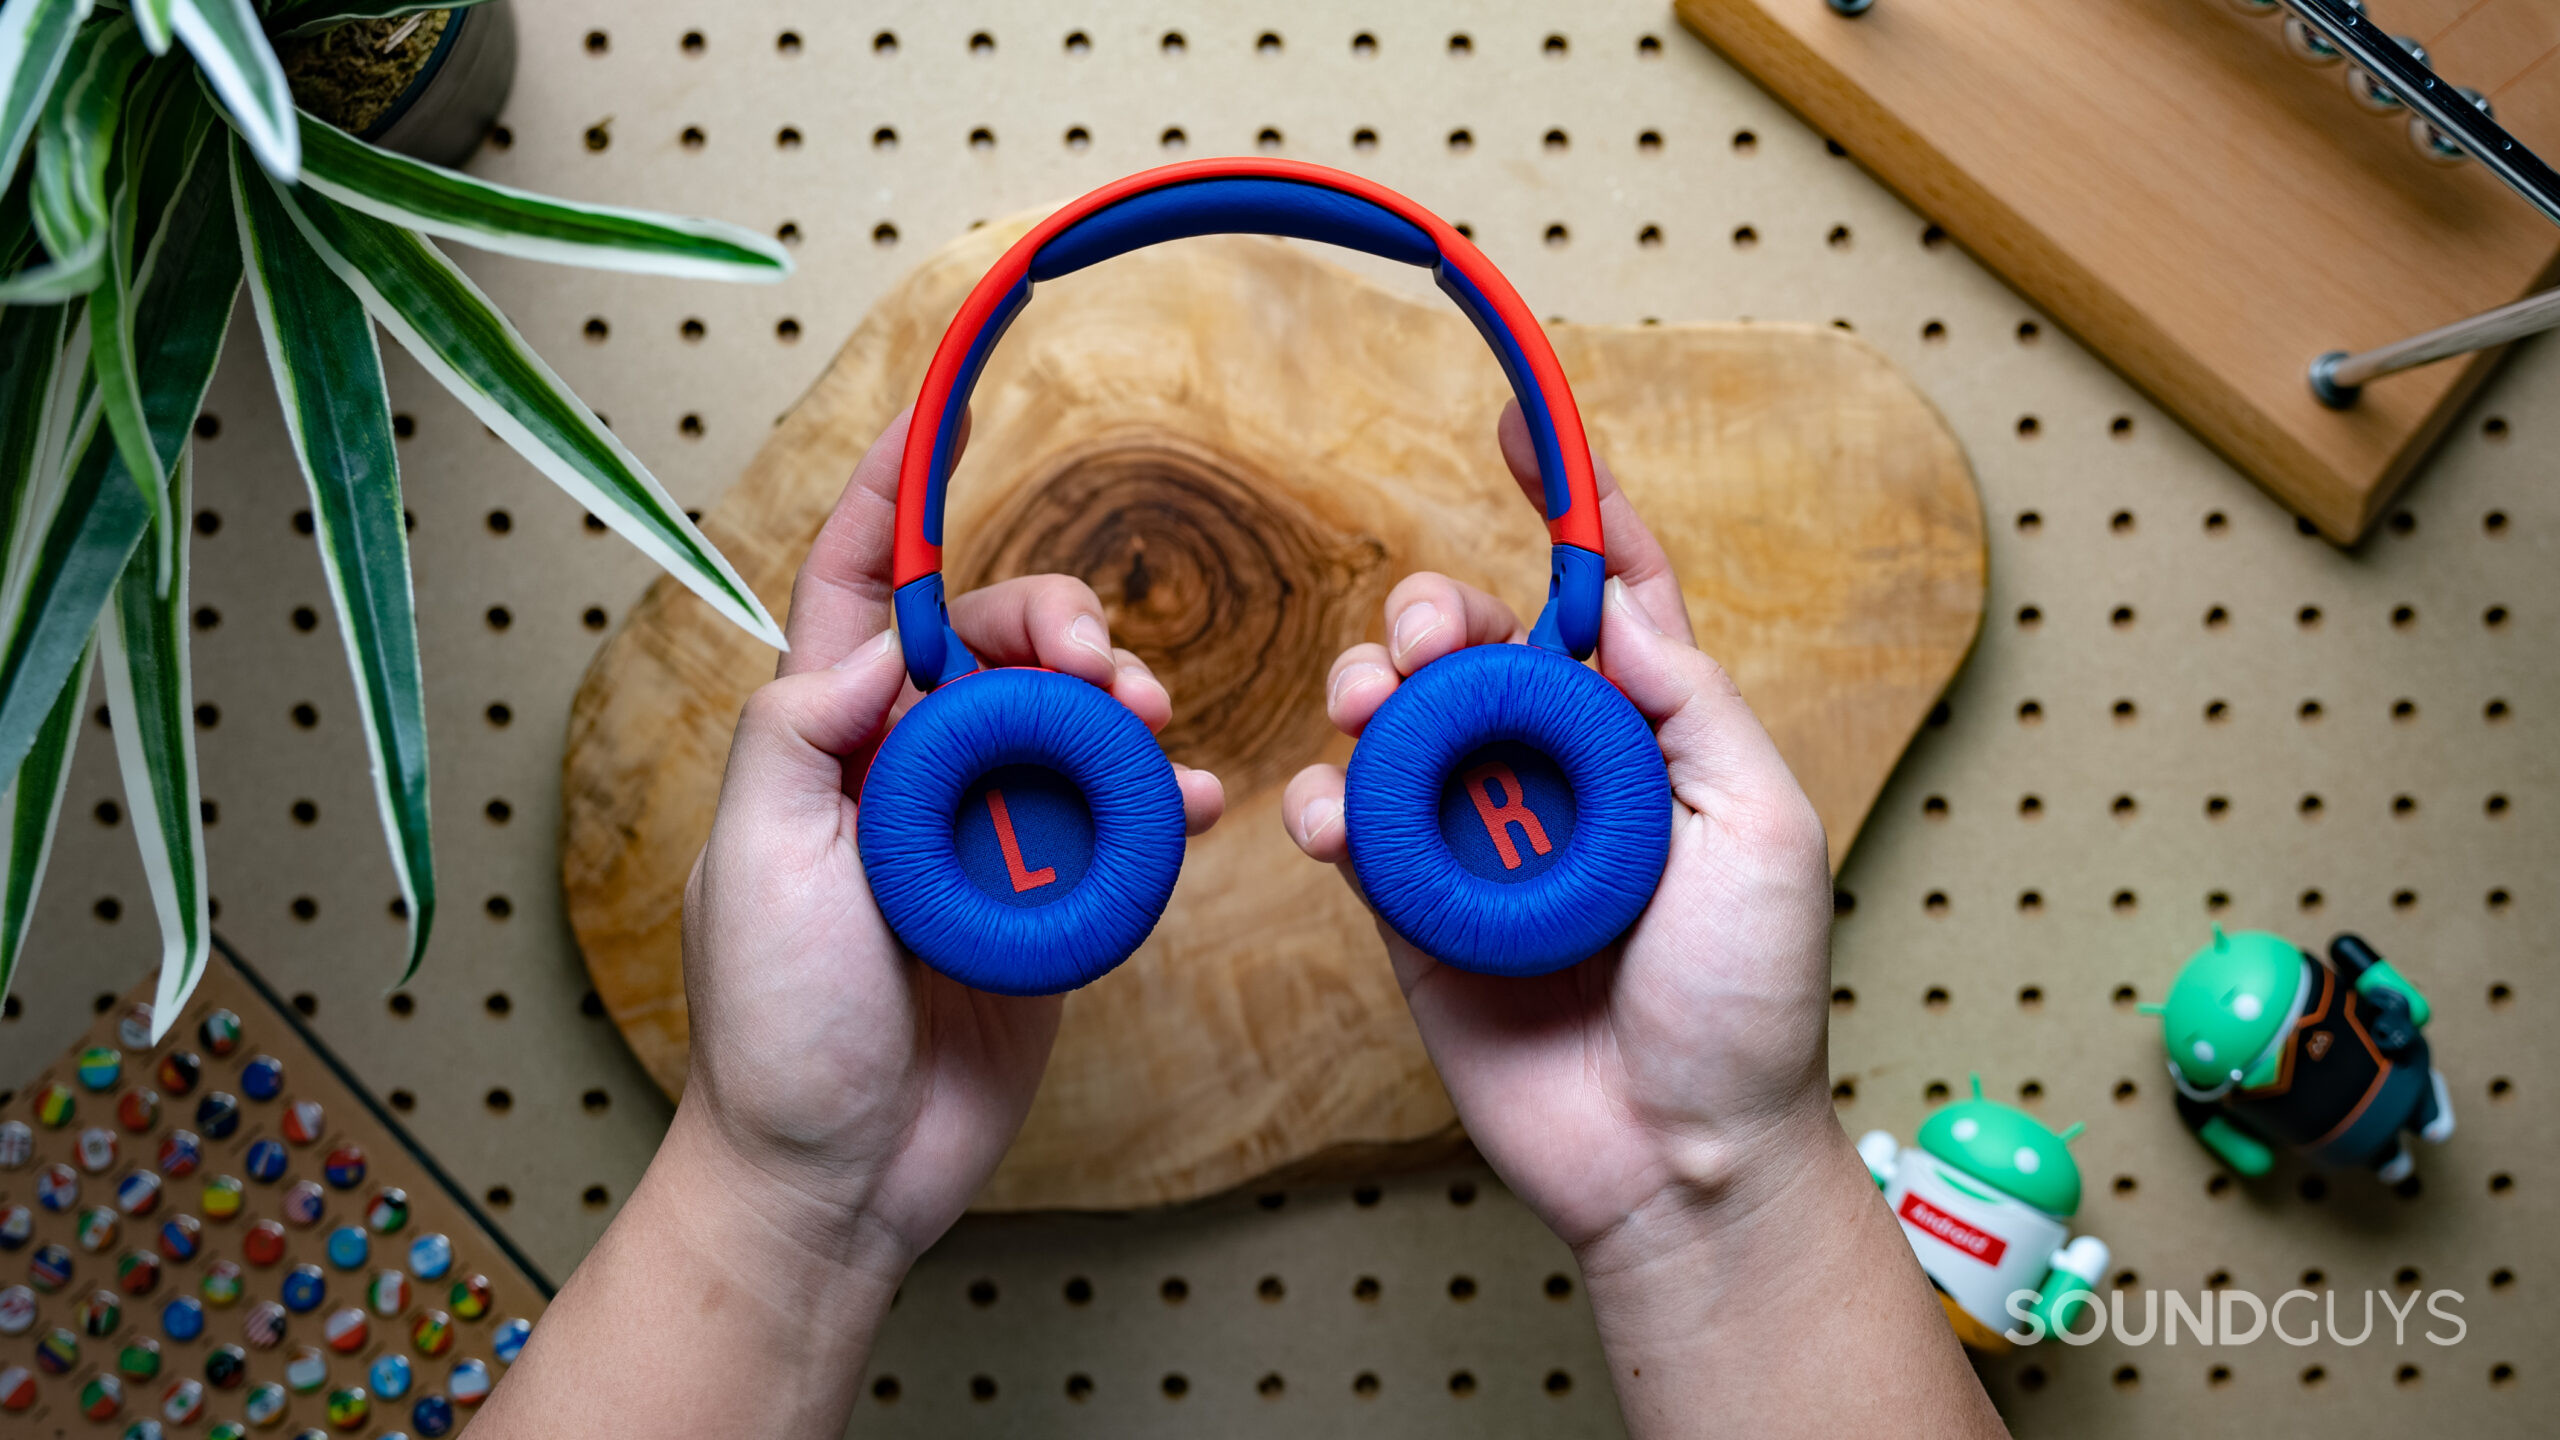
[277, 2, 516, 168]
[0, 0, 788, 1040]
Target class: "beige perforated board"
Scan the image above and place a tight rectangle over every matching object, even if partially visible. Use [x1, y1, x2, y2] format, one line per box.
[0, 3, 2548, 1436]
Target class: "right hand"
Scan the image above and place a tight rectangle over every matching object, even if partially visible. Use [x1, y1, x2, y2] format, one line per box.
[1280, 402, 1846, 1269]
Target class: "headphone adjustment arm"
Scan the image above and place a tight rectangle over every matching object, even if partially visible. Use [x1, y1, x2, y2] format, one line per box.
[893, 574, 982, 692]
[1527, 544, 1607, 661]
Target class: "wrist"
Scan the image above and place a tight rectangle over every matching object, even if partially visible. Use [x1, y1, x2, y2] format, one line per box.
[650, 1100, 915, 1322]
[475, 1098, 908, 1434]
[1568, 1107, 2007, 1436]
[1572, 1099, 1866, 1306]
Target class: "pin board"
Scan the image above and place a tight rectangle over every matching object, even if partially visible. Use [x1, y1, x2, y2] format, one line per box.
[0, 3, 2550, 1437]
[0, 947, 549, 1434]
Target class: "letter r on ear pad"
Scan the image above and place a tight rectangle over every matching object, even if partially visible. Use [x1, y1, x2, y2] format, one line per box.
[859, 158, 1669, 992]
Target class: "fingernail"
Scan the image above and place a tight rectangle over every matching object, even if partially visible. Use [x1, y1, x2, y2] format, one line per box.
[1606, 577, 1662, 635]
[1068, 613, 1114, 669]
[836, 629, 898, 670]
[1389, 601, 1445, 665]
[1328, 661, 1388, 711]
[1299, 797, 1342, 844]
[1119, 662, 1168, 700]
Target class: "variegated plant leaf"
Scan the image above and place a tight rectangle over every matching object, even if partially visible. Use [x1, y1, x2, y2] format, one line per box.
[2, 16, 145, 303]
[0, 0, 92, 180]
[236, 138, 435, 980]
[88, 61, 192, 573]
[273, 179, 786, 649]
[2, 160, 34, 273]
[101, 451, 208, 1033]
[0, 639, 92, 1012]
[296, 114, 791, 282]
[0, 118, 235, 797]
[173, 0, 297, 179]
[131, 0, 177, 55]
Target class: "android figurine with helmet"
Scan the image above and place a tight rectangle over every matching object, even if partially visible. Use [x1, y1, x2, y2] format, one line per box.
[1858, 1080, 2111, 1351]
[2144, 926, 2453, 1183]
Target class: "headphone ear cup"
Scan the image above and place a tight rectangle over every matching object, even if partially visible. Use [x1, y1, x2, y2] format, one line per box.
[857, 667, 1186, 994]
[1344, 644, 1671, 975]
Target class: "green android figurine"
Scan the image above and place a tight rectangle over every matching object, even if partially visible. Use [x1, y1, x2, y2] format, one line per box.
[2145, 927, 2453, 1183]
[1858, 1081, 2110, 1351]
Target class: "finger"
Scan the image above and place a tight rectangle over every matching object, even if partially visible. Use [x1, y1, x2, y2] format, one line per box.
[1325, 643, 1399, 737]
[944, 574, 1120, 690]
[1381, 571, 1524, 676]
[1496, 399, 1693, 643]
[717, 632, 908, 838]
[1282, 763, 1350, 863]
[1281, 765, 1451, 999]
[777, 409, 937, 675]
[1597, 576, 1824, 854]
[1175, 764, 1226, 837]
[1109, 646, 1174, 735]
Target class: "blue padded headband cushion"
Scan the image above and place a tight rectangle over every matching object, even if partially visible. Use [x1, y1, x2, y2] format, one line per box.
[1344, 644, 1672, 974]
[857, 668, 1187, 993]
[1029, 177, 1439, 280]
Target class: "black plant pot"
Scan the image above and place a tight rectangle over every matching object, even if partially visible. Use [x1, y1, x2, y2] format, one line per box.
[359, 1, 518, 169]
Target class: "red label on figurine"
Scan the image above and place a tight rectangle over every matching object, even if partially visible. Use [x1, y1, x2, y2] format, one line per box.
[1898, 1193, 2008, 1267]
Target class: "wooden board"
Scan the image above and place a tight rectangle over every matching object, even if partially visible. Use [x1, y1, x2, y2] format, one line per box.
[0, 946, 548, 1431]
[559, 211, 1987, 1211]
[1675, 0, 2560, 542]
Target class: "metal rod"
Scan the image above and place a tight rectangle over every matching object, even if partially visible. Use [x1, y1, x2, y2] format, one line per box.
[2310, 287, 2560, 407]
[2280, 0, 2560, 403]
[2281, 0, 2560, 228]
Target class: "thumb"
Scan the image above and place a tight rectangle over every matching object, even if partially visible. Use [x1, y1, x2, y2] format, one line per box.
[1596, 577, 1824, 852]
[713, 630, 909, 841]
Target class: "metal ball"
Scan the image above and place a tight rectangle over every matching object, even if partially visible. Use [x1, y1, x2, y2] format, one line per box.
[2283, 16, 2344, 65]
[2346, 38, 2426, 114]
[2280, 0, 2363, 65]
[2408, 87, 2492, 165]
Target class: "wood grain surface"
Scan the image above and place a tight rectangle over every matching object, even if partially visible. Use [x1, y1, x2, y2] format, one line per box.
[1676, 0, 2560, 542]
[559, 212, 1986, 1211]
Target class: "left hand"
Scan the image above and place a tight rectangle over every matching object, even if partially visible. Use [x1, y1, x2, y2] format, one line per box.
[480, 411, 1224, 1439]
[676, 407, 1224, 1278]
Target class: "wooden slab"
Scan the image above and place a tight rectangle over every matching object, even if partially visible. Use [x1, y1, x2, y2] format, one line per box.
[560, 212, 1986, 1211]
[1676, 0, 2560, 542]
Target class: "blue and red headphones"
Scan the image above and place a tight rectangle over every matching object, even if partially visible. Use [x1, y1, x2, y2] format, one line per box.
[857, 159, 1672, 994]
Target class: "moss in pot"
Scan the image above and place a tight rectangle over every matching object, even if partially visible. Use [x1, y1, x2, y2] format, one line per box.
[281, 3, 517, 167]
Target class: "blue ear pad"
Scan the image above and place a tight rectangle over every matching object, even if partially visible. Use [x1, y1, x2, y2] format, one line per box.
[1344, 645, 1672, 976]
[856, 667, 1187, 994]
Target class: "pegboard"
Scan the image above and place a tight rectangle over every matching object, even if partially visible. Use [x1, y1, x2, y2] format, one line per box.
[0, 3, 2548, 1436]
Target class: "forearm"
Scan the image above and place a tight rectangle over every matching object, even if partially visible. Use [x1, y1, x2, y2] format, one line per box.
[1577, 1117, 2006, 1439]
[473, 1101, 905, 1438]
